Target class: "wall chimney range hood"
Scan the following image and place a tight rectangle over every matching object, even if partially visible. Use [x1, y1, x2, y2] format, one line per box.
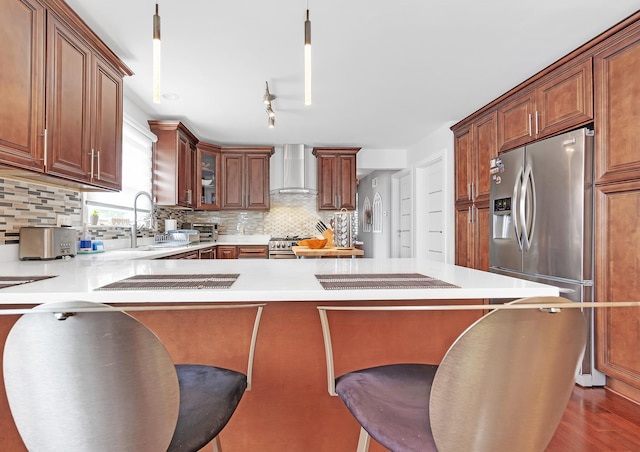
[276, 144, 316, 194]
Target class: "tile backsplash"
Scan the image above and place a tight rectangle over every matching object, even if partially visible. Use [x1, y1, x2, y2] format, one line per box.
[0, 178, 82, 244]
[1, 177, 333, 245]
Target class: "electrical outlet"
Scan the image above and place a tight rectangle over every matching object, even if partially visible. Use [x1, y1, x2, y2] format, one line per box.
[56, 215, 72, 227]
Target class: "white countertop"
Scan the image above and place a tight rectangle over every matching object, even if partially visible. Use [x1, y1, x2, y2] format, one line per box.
[0, 252, 558, 305]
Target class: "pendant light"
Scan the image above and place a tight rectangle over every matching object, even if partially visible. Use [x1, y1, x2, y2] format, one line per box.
[304, 7, 312, 105]
[152, 2, 161, 103]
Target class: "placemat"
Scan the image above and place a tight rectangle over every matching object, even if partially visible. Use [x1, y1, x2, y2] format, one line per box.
[0, 275, 57, 290]
[315, 273, 459, 290]
[96, 274, 240, 291]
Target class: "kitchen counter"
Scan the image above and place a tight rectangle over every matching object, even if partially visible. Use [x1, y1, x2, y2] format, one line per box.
[0, 253, 559, 452]
[0, 255, 557, 305]
[292, 245, 364, 258]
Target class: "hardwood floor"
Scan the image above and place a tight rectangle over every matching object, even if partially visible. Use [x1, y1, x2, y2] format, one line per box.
[547, 386, 640, 451]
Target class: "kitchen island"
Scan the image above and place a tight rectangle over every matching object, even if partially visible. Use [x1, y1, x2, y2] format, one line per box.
[0, 256, 558, 451]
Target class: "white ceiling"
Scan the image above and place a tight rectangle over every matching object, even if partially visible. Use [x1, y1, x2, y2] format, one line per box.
[65, 0, 638, 151]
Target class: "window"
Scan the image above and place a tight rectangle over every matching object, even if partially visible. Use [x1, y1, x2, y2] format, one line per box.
[84, 115, 155, 226]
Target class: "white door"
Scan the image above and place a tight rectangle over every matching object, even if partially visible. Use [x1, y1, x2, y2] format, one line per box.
[399, 173, 412, 257]
[425, 159, 444, 261]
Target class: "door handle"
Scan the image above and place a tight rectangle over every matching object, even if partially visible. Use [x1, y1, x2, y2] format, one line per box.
[523, 165, 536, 251]
[96, 150, 101, 180]
[512, 168, 524, 250]
[519, 168, 529, 249]
[528, 114, 532, 137]
[534, 111, 539, 135]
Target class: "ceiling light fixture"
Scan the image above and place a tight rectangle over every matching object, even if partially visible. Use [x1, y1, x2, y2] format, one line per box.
[264, 81, 276, 128]
[152, 2, 161, 103]
[304, 6, 312, 105]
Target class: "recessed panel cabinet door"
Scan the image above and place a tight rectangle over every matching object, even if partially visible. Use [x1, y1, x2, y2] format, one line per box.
[317, 154, 337, 210]
[497, 91, 535, 153]
[46, 14, 91, 183]
[454, 126, 472, 203]
[595, 181, 640, 391]
[221, 153, 244, 209]
[337, 153, 357, 210]
[245, 153, 270, 210]
[472, 111, 497, 203]
[0, 0, 45, 170]
[594, 26, 640, 184]
[91, 57, 122, 190]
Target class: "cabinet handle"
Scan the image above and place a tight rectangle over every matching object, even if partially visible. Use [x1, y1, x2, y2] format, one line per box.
[89, 149, 95, 178]
[468, 183, 471, 201]
[528, 114, 532, 136]
[468, 206, 472, 224]
[535, 111, 539, 135]
[187, 189, 192, 205]
[42, 129, 48, 168]
[96, 150, 101, 180]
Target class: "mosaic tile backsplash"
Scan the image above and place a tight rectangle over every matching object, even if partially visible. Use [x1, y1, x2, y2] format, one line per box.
[1, 178, 335, 245]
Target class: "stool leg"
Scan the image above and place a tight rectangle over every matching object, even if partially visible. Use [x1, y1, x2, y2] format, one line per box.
[356, 426, 370, 452]
[211, 435, 222, 452]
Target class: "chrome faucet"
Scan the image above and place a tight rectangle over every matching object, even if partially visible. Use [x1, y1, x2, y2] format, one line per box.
[131, 191, 154, 248]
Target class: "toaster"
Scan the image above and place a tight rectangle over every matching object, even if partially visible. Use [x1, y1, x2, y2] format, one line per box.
[19, 227, 78, 260]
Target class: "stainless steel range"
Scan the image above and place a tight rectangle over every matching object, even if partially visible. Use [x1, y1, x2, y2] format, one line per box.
[268, 236, 308, 259]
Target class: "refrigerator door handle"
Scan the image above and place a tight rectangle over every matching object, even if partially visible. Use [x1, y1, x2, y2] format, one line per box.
[519, 169, 528, 248]
[512, 167, 524, 250]
[522, 165, 536, 251]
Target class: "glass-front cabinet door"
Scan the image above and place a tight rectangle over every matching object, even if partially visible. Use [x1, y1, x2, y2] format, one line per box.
[195, 143, 221, 210]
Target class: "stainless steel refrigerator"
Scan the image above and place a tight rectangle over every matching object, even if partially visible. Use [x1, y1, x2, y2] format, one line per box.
[489, 127, 605, 387]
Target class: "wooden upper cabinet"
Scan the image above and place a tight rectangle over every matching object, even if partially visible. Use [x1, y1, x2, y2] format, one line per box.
[245, 153, 271, 209]
[498, 58, 593, 152]
[220, 147, 273, 210]
[454, 126, 472, 203]
[454, 110, 497, 205]
[313, 147, 360, 211]
[0, 0, 45, 170]
[195, 142, 221, 210]
[220, 152, 244, 209]
[149, 120, 198, 208]
[472, 111, 497, 203]
[535, 58, 593, 138]
[45, 12, 92, 183]
[90, 57, 123, 190]
[594, 24, 640, 185]
[497, 90, 536, 152]
[0, 0, 129, 190]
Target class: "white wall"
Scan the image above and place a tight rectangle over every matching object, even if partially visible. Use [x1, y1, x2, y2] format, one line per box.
[399, 121, 456, 263]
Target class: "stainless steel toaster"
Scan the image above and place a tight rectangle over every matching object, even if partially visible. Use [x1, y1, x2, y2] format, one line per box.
[19, 227, 77, 260]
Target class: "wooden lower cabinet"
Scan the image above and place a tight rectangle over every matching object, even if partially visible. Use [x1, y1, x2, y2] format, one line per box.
[216, 245, 239, 259]
[455, 202, 490, 271]
[595, 181, 640, 398]
[237, 245, 268, 259]
[216, 245, 268, 259]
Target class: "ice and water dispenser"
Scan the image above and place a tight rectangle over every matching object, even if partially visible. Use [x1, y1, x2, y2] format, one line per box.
[492, 197, 512, 239]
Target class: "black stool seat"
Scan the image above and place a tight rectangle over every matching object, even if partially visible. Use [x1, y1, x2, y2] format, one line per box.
[336, 363, 438, 452]
[169, 364, 247, 452]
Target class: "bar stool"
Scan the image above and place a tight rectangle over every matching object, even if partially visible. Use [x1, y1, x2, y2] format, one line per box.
[3, 301, 265, 452]
[317, 297, 588, 452]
